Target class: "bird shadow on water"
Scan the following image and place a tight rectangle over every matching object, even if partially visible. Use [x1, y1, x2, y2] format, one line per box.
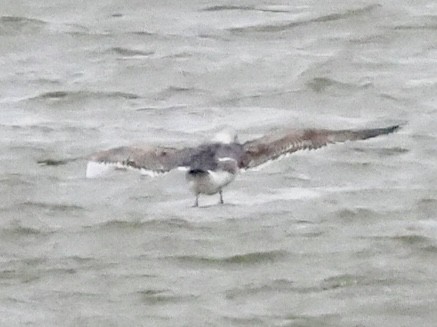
[144, 196, 250, 224]
[193, 202, 239, 209]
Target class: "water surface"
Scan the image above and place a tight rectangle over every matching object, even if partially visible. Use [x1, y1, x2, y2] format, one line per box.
[1, 1, 436, 326]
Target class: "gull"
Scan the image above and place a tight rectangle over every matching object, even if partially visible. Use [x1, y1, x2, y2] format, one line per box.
[86, 125, 400, 207]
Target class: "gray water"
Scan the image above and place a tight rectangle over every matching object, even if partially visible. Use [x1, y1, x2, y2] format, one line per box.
[1, 1, 437, 326]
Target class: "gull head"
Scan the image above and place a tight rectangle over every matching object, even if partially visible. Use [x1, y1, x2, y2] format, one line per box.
[212, 127, 238, 144]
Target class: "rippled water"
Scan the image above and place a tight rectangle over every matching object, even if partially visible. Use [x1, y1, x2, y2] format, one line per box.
[1, 1, 437, 326]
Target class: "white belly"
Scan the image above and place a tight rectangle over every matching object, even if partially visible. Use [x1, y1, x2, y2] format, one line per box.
[187, 170, 236, 195]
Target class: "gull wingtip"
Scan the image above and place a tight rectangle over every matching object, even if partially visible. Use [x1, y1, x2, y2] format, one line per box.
[86, 161, 114, 178]
[387, 124, 401, 133]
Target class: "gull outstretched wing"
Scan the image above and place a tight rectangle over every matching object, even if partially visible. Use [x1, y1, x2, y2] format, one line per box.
[86, 145, 196, 178]
[241, 125, 400, 169]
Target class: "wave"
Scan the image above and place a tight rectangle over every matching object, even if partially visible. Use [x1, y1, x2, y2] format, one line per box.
[88, 218, 195, 232]
[320, 273, 364, 290]
[319, 272, 402, 291]
[368, 233, 436, 255]
[37, 158, 74, 166]
[108, 47, 155, 57]
[91, 219, 146, 231]
[334, 207, 378, 221]
[391, 234, 434, 248]
[19, 201, 84, 213]
[224, 272, 402, 299]
[28, 90, 140, 102]
[169, 250, 288, 266]
[393, 23, 437, 31]
[0, 16, 47, 35]
[305, 77, 372, 93]
[225, 278, 294, 299]
[135, 105, 187, 112]
[0, 225, 50, 237]
[201, 5, 290, 13]
[350, 146, 409, 156]
[137, 289, 196, 305]
[160, 86, 198, 93]
[155, 86, 206, 100]
[228, 4, 380, 34]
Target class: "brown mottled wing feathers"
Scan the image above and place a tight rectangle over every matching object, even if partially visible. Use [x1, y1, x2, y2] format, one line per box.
[241, 125, 399, 169]
[89, 145, 194, 172]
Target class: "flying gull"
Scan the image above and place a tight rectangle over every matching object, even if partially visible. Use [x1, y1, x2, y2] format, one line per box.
[86, 125, 400, 206]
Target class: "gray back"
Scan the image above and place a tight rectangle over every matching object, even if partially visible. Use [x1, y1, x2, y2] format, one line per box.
[185, 143, 244, 171]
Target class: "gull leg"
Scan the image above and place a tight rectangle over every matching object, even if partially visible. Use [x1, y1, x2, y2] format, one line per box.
[219, 190, 224, 204]
[193, 194, 199, 207]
